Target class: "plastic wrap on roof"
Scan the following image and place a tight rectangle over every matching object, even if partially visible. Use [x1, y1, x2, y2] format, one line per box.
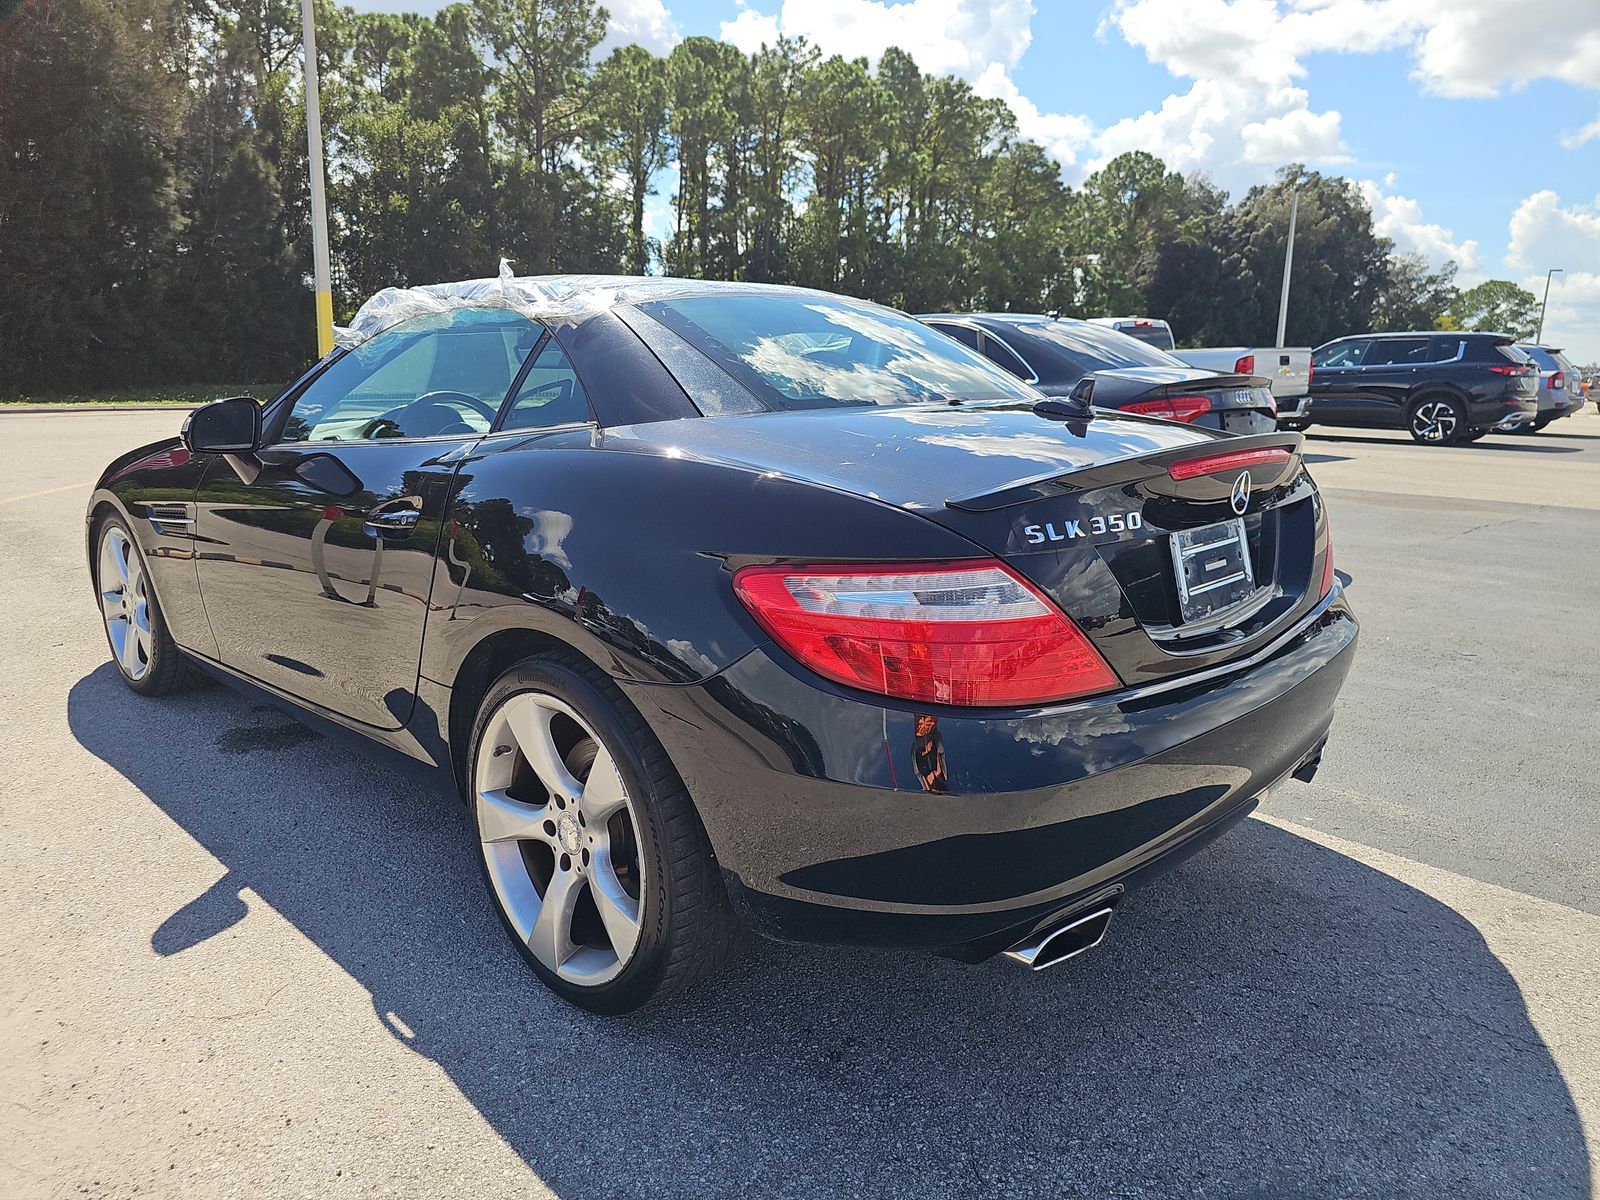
[332, 269, 657, 349]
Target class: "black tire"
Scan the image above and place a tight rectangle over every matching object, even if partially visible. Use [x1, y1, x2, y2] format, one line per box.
[1530, 417, 1552, 432]
[1407, 395, 1469, 445]
[1459, 429, 1489, 443]
[467, 651, 743, 1013]
[92, 513, 200, 696]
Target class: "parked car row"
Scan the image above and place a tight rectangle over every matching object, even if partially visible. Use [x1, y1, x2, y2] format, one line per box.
[921, 314, 1576, 447]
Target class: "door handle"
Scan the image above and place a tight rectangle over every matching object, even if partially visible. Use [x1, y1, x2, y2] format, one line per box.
[363, 498, 422, 539]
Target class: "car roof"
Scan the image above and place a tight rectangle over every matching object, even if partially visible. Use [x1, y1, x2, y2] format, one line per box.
[1347, 330, 1506, 340]
[338, 274, 853, 349]
[919, 312, 1078, 327]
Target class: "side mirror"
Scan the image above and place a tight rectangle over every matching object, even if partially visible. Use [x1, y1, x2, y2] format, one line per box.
[181, 396, 261, 455]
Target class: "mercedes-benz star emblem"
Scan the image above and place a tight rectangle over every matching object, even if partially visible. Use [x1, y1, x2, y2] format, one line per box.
[1230, 471, 1251, 516]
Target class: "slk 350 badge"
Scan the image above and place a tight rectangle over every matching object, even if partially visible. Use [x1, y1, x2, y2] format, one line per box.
[1023, 512, 1143, 543]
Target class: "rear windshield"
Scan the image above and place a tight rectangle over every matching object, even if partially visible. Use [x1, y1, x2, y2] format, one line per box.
[1002, 320, 1180, 381]
[1517, 346, 1558, 370]
[1112, 321, 1176, 351]
[637, 292, 1038, 410]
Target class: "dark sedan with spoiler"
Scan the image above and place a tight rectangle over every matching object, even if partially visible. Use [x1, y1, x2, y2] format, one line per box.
[919, 311, 1280, 434]
[87, 278, 1356, 1013]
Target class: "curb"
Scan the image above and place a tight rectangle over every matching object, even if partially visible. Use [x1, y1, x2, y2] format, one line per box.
[0, 404, 201, 414]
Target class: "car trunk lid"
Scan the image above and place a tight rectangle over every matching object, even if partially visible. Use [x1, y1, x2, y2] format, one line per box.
[608, 402, 1333, 688]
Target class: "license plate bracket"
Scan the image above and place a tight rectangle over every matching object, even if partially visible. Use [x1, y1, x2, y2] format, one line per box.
[1169, 518, 1256, 624]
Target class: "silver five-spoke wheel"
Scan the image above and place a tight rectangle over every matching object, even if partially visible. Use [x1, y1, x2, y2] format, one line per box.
[99, 525, 152, 682]
[475, 691, 645, 986]
[1411, 400, 1457, 444]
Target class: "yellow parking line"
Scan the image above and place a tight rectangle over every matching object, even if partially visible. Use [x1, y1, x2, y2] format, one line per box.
[0, 482, 90, 505]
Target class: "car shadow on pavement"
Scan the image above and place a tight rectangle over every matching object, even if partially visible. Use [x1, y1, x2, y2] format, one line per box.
[1307, 432, 1582, 454]
[69, 666, 1591, 1200]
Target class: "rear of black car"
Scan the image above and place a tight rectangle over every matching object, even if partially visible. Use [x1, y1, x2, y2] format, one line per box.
[611, 289, 1356, 963]
[920, 313, 1279, 436]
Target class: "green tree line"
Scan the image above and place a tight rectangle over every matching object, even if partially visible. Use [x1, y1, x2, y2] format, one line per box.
[0, 0, 1541, 395]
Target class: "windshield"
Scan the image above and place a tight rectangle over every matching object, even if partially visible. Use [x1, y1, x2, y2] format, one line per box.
[1003, 320, 1182, 382]
[637, 292, 1038, 410]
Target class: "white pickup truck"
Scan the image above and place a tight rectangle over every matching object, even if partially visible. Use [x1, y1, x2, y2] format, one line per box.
[1087, 318, 1313, 424]
[1172, 346, 1313, 424]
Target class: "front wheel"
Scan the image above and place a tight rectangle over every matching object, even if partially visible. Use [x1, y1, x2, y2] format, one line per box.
[468, 653, 742, 1013]
[1408, 397, 1467, 445]
[94, 515, 196, 695]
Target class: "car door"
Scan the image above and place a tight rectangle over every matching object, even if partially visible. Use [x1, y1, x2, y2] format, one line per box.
[1358, 336, 1434, 425]
[1308, 338, 1374, 424]
[193, 307, 542, 729]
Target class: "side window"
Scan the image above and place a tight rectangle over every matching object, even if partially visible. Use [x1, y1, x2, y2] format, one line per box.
[980, 333, 1033, 380]
[279, 308, 538, 442]
[1314, 340, 1370, 368]
[1364, 337, 1431, 366]
[501, 338, 592, 432]
[1427, 336, 1464, 363]
[929, 322, 981, 351]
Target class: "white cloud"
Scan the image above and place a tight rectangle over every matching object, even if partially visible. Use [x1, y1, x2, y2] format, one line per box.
[1095, 0, 1598, 186]
[1357, 179, 1481, 280]
[1104, 0, 1600, 101]
[1505, 190, 1600, 361]
[1560, 112, 1600, 151]
[1403, 0, 1600, 99]
[723, 0, 1098, 171]
[727, 0, 1036, 77]
[721, 5, 780, 53]
[597, 0, 679, 56]
[1088, 78, 1348, 186]
[971, 62, 1094, 167]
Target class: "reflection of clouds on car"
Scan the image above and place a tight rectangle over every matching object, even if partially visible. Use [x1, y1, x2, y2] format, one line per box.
[517, 505, 574, 569]
[919, 431, 1103, 469]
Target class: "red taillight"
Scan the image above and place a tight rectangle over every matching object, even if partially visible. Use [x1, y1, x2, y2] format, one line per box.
[1551, 371, 1564, 390]
[1233, 354, 1255, 375]
[732, 560, 1119, 707]
[1125, 395, 1212, 423]
[1167, 446, 1293, 480]
[1488, 364, 1530, 375]
[1308, 364, 1314, 386]
[1320, 508, 1335, 599]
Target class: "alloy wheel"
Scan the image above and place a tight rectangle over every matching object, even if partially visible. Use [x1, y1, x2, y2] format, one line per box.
[99, 526, 152, 682]
[1412, 401, 1456, 443]
[474, 691, 645, 986]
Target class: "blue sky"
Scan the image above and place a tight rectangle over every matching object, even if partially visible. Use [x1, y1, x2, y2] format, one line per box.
[344, 0, 1600, 360]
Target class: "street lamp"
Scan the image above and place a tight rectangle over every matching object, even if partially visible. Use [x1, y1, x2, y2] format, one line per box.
[302, 0, 333, 359]
[1535, 268, 1563, 345]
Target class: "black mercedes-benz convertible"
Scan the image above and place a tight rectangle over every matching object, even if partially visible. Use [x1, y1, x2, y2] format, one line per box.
[88, 276, 1357, 1012]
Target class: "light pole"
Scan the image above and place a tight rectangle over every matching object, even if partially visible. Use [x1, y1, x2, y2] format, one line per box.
[302, 0, 334, 358]
[1535, 268, 1562, 345]
[1274, 189, 1298, 348]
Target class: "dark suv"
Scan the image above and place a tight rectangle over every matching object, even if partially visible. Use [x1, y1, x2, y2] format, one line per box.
[1300, 332, 1539, 444]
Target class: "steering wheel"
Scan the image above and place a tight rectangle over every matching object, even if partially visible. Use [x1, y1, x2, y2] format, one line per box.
[359, 391, 498, 439]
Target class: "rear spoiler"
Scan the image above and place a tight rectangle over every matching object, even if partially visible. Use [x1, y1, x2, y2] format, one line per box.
[946, 432, 1305, 513]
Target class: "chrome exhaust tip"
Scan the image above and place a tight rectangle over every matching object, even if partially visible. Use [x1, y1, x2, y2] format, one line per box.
[1002, 905, 1116, 971]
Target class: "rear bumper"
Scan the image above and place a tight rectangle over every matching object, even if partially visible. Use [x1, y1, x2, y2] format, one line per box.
[622, 587, 1358, 957]
[1276, 395, 1312, 421]
[1481, 392, 1539, 430]
[1537, 394, 1584, 419]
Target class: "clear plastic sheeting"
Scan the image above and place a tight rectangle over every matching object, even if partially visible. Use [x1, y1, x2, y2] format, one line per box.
[332, 271, 769, 350]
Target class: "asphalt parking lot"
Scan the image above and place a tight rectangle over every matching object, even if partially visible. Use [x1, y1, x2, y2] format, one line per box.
[3, 408, 1598, 1199]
